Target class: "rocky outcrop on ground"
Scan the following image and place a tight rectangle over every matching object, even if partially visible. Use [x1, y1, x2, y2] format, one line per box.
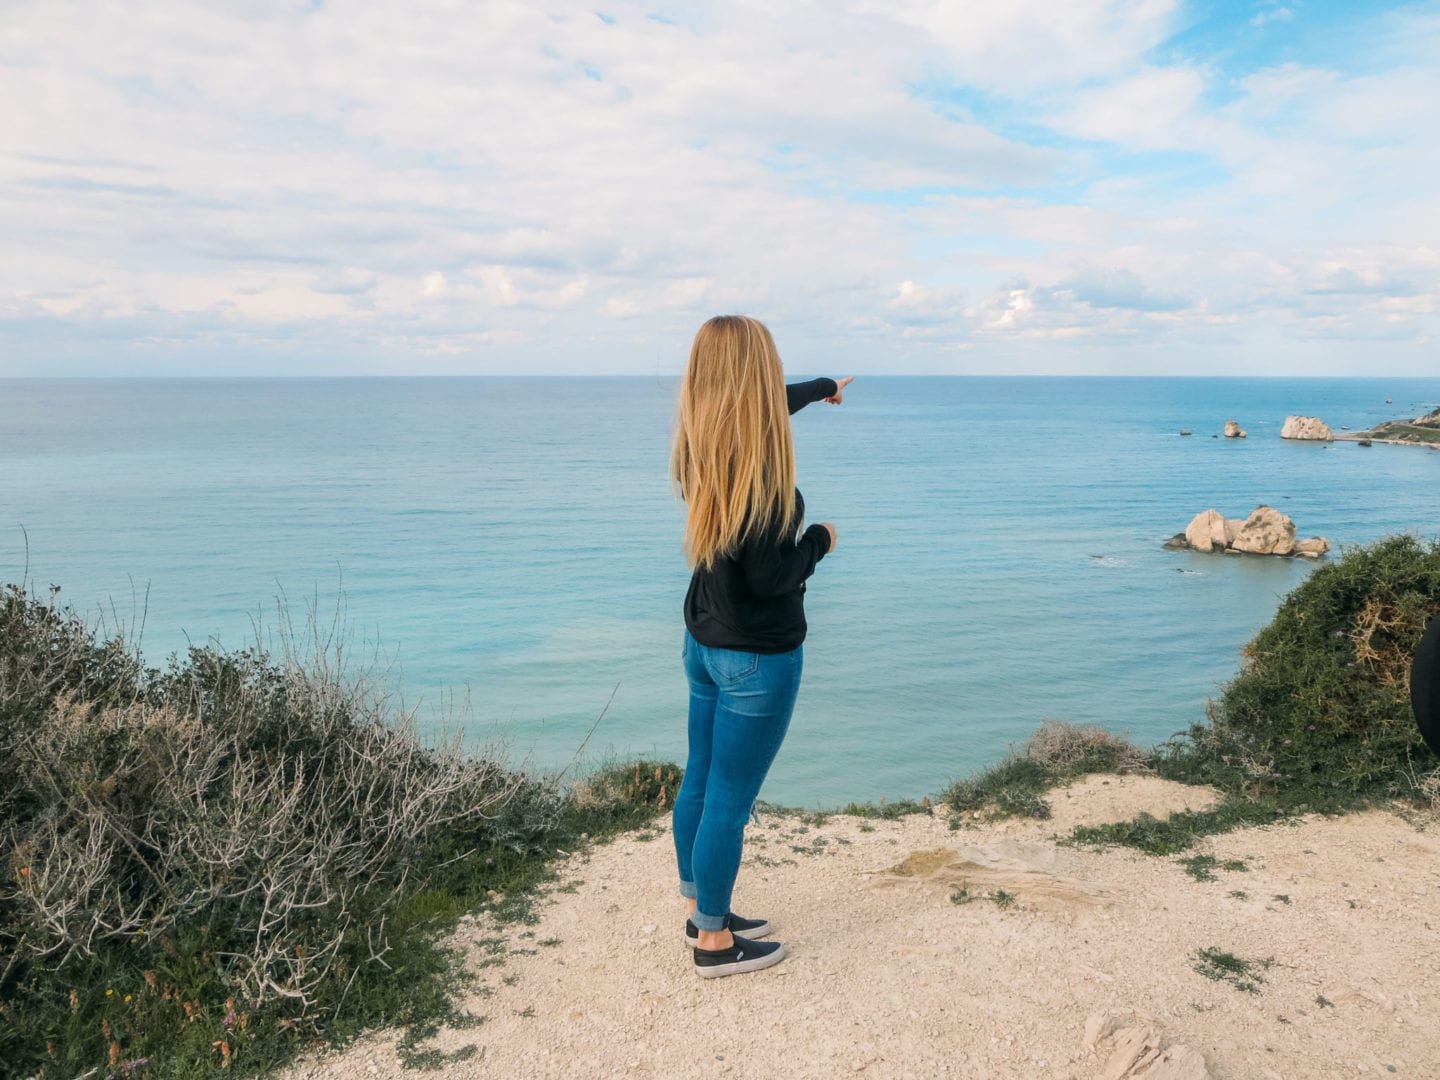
[1165, 506, 1330, 558]
[1280, 416, 1334, 441]
[1223, 420, 1246, 438]
[1084, 1010, 1211, 1080]
[1413, 406, 1440, 428]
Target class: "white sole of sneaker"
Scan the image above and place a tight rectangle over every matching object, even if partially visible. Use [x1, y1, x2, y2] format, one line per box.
[684, 920, 773, 947]
[694, 941, 786, 979]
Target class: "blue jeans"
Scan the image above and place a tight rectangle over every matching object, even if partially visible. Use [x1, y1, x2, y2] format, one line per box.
[673, 631, 803, 931]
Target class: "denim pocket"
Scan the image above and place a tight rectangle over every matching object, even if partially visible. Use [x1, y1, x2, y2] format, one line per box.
[704, 646, 760, 686]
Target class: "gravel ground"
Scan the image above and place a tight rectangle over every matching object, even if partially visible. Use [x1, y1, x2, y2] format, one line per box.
[283, 774, 1440, 1079]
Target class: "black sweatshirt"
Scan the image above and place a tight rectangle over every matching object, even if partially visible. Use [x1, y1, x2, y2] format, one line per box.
[683, 378, 837, 654]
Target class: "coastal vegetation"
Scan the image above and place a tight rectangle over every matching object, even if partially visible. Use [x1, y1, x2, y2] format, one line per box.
[943, 720, 1151, 820]
[952, 535, 1440, 854]
[0, 582, 673, 1079]
[3, 533, 1437, 1077]
[1358, 422, 1440, 445]
[1350, 404, 1440, 445]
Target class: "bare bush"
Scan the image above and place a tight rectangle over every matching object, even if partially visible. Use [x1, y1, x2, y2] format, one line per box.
[1420, 770, 1440, 815]
[1023, 719, 1150, 775]
[0, 584, 533, 1016]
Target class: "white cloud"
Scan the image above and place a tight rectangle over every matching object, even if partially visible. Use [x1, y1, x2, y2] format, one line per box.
[0, 1, 1437, 374]
[1251, 5, 1295, 28]
[1055, 66, 1209, 148]
[881, 0, 1179, 95]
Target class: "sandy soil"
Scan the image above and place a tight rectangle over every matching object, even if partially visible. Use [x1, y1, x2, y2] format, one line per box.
[284, 774, 1440, 1079]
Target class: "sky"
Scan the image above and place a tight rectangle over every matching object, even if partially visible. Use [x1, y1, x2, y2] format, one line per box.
[2, 0, 1439, 376]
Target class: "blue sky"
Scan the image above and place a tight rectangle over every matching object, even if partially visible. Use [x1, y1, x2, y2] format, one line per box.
[2, 0, 1438, 375]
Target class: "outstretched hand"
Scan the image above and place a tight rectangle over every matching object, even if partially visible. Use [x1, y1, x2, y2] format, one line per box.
[824, 375, 854, 405]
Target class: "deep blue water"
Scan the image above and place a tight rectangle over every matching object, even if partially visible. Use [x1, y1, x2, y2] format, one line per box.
[2, 376, 1437, 805]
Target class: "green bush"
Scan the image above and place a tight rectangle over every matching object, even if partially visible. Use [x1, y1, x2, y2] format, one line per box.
[1161, 535, 1440, 798]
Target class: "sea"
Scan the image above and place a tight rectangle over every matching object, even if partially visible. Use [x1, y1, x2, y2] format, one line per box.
[2, 376, 1437, 806]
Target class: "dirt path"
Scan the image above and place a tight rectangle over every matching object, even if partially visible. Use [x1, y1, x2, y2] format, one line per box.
[285, 775, 1440, 1079]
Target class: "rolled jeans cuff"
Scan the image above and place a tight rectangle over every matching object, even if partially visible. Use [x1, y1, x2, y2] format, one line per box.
[678, 880, 697, 899]
[690, 909, 727, 932]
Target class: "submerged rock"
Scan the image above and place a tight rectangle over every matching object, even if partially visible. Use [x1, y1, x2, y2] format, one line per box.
[1281, 415, 1334, 441]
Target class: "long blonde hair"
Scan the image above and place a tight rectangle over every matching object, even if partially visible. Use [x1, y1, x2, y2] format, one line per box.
[671, 315, 797, 569]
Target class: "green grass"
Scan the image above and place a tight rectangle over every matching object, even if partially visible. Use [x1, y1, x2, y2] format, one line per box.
[945, 757, 1054, 820]
[1177, 854, 1249, 882]
[1192, 947, 1269, 993]
[836, 799, 933, 820]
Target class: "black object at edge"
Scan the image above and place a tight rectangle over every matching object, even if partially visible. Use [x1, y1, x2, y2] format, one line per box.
[1414, 615, 1440, 756]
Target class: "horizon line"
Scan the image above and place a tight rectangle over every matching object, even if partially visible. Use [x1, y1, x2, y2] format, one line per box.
[6, 372, 1440, 381]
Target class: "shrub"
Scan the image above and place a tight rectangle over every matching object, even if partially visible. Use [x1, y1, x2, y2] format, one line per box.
[574, 760, 683, 831]
[1022, 719, 1151, 775]
[943, 720, 1150, 819]
[1161, 535, 1440, 798]
[0, 583, 574, 1077]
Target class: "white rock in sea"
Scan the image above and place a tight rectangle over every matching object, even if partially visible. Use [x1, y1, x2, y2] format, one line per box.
[1224, 420, 1247, 438]
[1230, 505, 1297, 556]
[1168, 508, 1328, 558]
[1183, 509, 1228, 553]
[1280, 415, 1334, 441]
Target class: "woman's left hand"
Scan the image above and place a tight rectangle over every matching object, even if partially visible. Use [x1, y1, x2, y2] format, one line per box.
[824, 376, 854, 404]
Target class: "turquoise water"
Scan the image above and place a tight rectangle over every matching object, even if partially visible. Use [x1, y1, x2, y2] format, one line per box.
[2, 376, 1437, 805]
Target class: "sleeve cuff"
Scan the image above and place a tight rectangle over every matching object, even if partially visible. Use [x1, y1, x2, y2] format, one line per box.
[804, 522, 832, 556]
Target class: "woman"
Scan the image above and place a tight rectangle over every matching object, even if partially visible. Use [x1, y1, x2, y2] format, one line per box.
[668, 314, 852, 979]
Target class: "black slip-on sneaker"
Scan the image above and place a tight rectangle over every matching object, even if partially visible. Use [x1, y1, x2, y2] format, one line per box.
[692, 933, 785, 979]
[685, 913, 773, 947]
